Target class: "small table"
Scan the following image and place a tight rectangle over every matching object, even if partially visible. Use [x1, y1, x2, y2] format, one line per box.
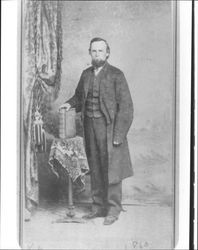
[48, 136, 89, 223]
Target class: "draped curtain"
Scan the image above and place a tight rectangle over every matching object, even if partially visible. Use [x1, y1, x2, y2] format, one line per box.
[23, 0, 62, 211]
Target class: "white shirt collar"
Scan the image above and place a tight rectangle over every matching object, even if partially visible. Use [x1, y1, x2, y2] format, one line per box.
[94, 62, 107, 76]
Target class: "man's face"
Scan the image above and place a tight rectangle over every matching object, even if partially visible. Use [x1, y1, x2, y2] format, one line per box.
[90, 41, 109, 68]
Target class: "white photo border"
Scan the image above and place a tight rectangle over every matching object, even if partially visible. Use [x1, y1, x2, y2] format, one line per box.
[0, 1, 193, 249]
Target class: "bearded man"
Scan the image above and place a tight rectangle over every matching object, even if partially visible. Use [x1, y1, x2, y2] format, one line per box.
[60, 37, 134, 225]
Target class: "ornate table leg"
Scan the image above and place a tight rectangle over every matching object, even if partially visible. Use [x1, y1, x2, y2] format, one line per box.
[66, 177, 75, 217]
[53, 176, 86, 224]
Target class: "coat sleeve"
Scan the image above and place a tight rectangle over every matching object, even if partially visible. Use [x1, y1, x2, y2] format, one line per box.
[113, 72, 134, 144]
[66, 72, 84, 113]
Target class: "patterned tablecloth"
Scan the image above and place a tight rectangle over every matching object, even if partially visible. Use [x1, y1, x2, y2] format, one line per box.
[48, 136, 89, 189]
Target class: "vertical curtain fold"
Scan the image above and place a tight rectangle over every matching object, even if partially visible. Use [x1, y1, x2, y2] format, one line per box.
[23, 0, 62, 211]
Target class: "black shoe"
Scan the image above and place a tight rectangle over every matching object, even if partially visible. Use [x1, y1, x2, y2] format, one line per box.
[82, 210, 106, 219]
[103, 215, 118, 225]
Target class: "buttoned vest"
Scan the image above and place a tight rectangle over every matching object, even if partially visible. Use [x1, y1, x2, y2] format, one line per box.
[85, 71, 103, 118]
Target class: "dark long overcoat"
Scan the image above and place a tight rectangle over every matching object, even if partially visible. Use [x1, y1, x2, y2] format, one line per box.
[67, 62, 134, 184]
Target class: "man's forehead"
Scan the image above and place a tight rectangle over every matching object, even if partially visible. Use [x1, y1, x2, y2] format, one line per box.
[91, 40, 107, 49]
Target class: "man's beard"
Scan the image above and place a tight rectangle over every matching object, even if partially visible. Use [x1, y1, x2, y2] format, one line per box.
[92, 59, 106, 68]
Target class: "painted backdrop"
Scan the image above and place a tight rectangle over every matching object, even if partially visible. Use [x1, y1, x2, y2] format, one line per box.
[38, 1, 175, 206]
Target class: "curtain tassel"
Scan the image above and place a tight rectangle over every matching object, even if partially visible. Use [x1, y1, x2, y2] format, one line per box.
[33, 106, 46, 153]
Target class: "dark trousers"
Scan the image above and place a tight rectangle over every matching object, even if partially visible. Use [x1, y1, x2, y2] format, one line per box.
[84, 115, 122, 217]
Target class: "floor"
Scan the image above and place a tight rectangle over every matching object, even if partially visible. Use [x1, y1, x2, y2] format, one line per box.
[22, 203, 174, 250]
[23, 129, 175, 250]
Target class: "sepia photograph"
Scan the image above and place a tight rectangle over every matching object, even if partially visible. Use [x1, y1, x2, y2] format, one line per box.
[19, 0, 178, 249]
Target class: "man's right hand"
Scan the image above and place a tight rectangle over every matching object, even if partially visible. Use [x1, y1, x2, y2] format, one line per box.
[59, 103, 71, 111]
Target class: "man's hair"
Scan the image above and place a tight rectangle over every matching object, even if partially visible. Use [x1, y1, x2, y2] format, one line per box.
[89, 37, 110, 57]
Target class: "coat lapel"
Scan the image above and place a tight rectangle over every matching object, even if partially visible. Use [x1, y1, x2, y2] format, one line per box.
[84, 68, 93, 98]
[98, 62, 109, 94]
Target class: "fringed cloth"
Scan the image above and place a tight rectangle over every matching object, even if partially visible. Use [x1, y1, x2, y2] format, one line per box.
[48, 136, 89, 189]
